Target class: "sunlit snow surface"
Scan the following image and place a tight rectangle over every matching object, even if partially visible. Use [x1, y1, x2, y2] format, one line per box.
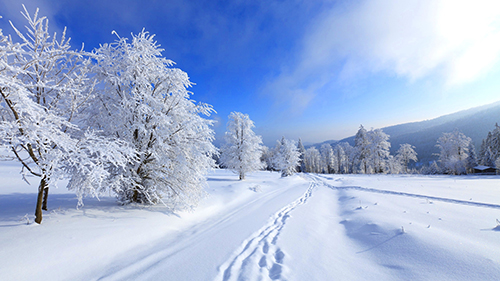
[1, 163, 500, 280]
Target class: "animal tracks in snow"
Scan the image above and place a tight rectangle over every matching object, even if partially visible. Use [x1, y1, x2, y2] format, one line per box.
[215, 180, 316, 281]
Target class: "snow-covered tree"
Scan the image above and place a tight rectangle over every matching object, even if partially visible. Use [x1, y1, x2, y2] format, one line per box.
[368, 129, 391, 173]
[334, 142, 354, 174]
[396, 144, 418, 173]
[386, 155, 402, 174]
[333, 144, 345, 174]
[421, 161, 441, 175]
[354, 125, 371, 173]
[272, 137, 300, 177]
[466, 142, 478, 174]
[352, 126, 391, 174]
[479, 124, 500, 166]
[495, 157, 500, 175]
[436, 130, 472, 175]
[483, 147, 496, 167]
[91, 30, 217, 208]
[0, 7, 132, 223]
[220, 112, 263, 180]
[303, 147, 322, 173]
[297, 138, 306, 172]
[320, 143, 334, 173]
[270, 137, 286, 170]
[260, 146, 274, 171]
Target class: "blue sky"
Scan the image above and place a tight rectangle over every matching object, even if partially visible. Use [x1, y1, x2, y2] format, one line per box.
[2, 0, 500, 146]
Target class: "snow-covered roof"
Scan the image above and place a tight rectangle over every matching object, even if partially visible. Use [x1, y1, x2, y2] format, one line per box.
[474, 165, 495, 170]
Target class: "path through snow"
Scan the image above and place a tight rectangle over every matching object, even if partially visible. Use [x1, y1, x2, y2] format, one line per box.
[93, 172, 311, 281]
[215, 176, 317, 281]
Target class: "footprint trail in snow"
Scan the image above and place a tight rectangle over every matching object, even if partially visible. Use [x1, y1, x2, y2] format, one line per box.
[215, 178, 318, 281]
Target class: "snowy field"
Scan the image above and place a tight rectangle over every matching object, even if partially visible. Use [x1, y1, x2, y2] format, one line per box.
[1, 163, 500, 281]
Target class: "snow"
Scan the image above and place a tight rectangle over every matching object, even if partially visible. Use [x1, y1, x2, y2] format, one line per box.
[1, 163, 500, 280]
[475, 165, 492, 170]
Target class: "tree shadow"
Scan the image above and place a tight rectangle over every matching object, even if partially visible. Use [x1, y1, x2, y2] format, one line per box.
[206, 177, 238, 182]
[356, 232, 405, 254]
[0, 192, 179, 224]
[480, 225, 500, 232]
[0, 193, 40, 222]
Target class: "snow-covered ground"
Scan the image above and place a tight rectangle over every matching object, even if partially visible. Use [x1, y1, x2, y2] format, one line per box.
[1, 163, 500, 280]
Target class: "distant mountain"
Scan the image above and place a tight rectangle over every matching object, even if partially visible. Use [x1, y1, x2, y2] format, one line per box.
[305, 139, 338, 149]
[312, 101, 500, 165]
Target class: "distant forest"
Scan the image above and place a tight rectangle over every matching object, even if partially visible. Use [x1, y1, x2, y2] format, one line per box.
[311, 101, 500, 166]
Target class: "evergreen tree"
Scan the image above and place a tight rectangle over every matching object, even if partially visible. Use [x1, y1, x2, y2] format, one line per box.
[353, 126, 391, 174]
[479, 124, 500, 166]
[320, 143, 334, 173]
[484, 147, 496, 167]
[466, 142, 478, 173]
[495, 157, 500, 174]
[426, 161, 441, 175]
[368, 129, 391, 174]
[303, 147, 321, 173]
[333, 144, 346, 174]
[354, 125, 370, 174]
[272, 138, 301, 177]
[297, 138, 306, 172]
[335, 142, 355, 174]
[479, 138, 488, 165]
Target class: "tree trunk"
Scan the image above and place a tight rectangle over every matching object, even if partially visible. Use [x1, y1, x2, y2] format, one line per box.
[35, 176, 47, 224]
[239, 173, 245, 180]
[42, 185, 49, 211]
[132, 189, 139, 203]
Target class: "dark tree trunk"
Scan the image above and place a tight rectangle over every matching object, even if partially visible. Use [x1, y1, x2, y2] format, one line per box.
[42, 185, 49, 211]
[35, 176, 47, 224]
[132, 189, 139, 203]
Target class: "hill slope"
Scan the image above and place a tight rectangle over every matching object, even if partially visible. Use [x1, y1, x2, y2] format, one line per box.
[322, 101, 500, 164]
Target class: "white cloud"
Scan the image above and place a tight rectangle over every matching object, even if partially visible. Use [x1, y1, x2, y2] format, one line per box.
[265, 0, 500, 111]
[318, 0, 500, 83]
[1, 1, 65, 39]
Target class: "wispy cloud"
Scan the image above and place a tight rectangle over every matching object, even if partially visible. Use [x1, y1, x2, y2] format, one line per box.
[264, 0, 500, 112]
[0, 1, 76, 48]
[1, 1, 62, 31]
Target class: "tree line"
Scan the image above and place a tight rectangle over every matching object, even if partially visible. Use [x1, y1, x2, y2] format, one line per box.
[219, 116, 500, 178]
